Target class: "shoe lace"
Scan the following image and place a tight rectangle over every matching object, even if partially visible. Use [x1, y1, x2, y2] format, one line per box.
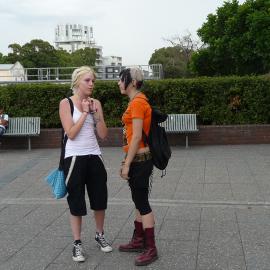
[97, 233, 109, 247]
[74, 244, 83, 256]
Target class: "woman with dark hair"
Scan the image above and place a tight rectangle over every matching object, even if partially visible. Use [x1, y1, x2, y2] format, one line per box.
[118, 67, 158, 266]
[59, 66, 112, 263]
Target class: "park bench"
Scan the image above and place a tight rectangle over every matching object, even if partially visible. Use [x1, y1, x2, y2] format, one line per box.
[3, 117, 41, 150]
[160, 114, 198, 148]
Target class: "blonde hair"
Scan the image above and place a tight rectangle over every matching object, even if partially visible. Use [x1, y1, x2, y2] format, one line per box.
[71, 66, 96, 94]
[130, 66, 144, 82]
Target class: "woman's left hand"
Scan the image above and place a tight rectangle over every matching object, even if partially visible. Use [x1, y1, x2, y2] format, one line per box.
[88, 97, 98, 113]
[120, 163, 130, 180]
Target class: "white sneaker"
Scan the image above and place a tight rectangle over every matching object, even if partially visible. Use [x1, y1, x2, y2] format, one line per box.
[72, 242, 85, 262]
[95, 232, 113, 252]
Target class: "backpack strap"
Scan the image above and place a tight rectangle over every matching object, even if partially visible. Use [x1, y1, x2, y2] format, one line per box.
[67, 97, 74, 115]
[62, 97, 74, 144]
[58, 97, 74, 170]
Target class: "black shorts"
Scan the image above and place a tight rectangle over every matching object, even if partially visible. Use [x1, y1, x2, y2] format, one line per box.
[63, 155, 108, 216]
[128, 159, 153, 189]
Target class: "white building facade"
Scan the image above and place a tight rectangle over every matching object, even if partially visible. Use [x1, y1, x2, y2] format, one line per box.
[102, 56, 122, 66]
[55, 24, 122, 67]
[0, 61, 25, 82]
[54, 24, 103, 65]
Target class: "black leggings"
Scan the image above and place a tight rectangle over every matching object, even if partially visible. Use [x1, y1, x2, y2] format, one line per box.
[128, 159, 153, 216]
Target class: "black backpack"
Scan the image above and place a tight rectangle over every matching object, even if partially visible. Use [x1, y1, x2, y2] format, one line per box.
[144, 106, 171, 174]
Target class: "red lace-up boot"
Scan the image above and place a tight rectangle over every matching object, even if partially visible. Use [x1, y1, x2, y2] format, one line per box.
[135, 227, 158, 266]
[118, 221, 144, 252]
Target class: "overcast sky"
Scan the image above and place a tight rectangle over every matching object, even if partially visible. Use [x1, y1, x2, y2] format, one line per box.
[0, 0, 245, 65]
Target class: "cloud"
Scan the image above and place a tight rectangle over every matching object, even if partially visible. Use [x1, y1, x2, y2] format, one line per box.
[0, 0, 105, 21]
[0, 0, 248, 65]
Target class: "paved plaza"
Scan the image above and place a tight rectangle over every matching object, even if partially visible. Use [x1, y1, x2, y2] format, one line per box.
[1, 145, 270, 270]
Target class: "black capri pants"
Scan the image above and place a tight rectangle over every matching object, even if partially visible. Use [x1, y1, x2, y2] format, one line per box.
[63, 154, 108, 216]
[128, 159, 153, 216]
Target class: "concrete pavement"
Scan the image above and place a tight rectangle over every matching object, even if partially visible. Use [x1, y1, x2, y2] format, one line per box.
[1, 145, 270, 270]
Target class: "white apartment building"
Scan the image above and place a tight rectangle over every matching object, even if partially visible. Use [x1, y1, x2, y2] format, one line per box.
[102, 56, 122, 66]
[54, 24, 103, 65]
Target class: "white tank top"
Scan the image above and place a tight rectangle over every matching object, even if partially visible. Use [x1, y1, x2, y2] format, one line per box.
[65, 106, 101, 158]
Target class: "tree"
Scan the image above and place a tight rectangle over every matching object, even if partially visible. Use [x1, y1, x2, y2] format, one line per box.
[6, 43, 23, 64]
[6, 40, 58, 68]
[164, 32, 201, 68]
[22, 39, 59, 67]
[191, 0, 270, 76]
[149, 47, 187, 78]
[4, 40, 97, 68]
[71, 48, 97, 67]
[149, 32, 200, 78]
[55, 49, 73, 67]
[0, 52, 8, 64]
[189, 48, 216, 76]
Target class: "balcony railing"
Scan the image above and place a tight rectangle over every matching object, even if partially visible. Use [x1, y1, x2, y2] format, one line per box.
[0, 64, 163, 84]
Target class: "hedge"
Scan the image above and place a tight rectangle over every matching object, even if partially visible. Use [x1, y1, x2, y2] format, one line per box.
[0, 76, 269, 128]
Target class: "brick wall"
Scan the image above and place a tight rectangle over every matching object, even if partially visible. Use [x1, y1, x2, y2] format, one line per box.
[1, 125, 270, 150]
[170, 125, 270, 146]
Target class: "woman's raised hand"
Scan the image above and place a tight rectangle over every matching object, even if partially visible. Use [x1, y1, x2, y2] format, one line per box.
[88, 98, 98, 113]
[82, 99, 90, 113]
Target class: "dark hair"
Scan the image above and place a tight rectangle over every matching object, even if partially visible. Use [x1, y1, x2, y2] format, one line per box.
[119, 68, 143, 90]
[136, 80, 143, 89]
[119, 68, 132, 90]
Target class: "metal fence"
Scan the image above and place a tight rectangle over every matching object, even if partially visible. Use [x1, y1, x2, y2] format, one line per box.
[0, 64, 163, 84]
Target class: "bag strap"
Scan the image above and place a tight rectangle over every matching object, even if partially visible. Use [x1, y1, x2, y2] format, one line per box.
[67, 97, 74, 115]
[58, 97, 74, 170]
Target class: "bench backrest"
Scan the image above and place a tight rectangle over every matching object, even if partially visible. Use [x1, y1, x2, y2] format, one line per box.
[5, 117, 41, 136]
[160, 114, 198, 132]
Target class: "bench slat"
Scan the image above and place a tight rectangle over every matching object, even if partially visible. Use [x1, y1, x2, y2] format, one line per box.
[161, 114, 198, 133]
[5, 117, 40, 136]
[3, 117, 41, 150]
[160, 114, 198, 148]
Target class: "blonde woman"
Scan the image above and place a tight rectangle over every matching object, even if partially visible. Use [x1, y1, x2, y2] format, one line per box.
[59, 66, 112, 263]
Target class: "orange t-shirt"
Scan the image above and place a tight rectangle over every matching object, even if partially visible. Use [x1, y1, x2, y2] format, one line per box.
[122, 93, 152, 153]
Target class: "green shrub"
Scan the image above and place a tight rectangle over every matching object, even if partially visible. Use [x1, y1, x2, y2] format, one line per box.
[0, 76, 269, 127]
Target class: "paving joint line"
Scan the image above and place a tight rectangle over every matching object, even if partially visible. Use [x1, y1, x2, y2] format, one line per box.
[2, 197, 270, 208]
